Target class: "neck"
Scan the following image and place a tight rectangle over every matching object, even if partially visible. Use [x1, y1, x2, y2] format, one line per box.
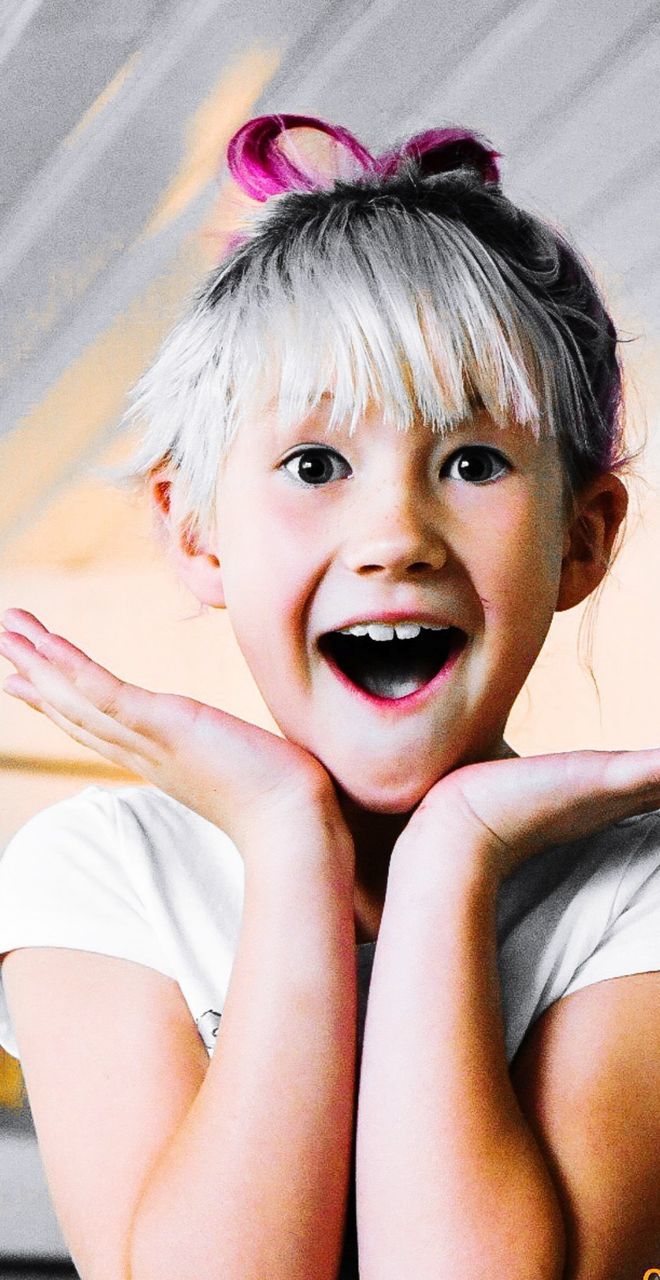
[337, 737, 518, 944]
[337, 792, 413, 943]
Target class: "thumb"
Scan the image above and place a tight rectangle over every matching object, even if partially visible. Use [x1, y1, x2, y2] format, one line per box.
[446, 748, 660, 870]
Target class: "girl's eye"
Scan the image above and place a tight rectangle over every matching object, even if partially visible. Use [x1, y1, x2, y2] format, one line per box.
[281, 447, 351, 486]
[441, 446, 510, 485]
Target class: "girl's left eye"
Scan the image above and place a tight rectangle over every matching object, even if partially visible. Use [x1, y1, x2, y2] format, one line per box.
[281, 447, 351, 486]
[441, 446, 510, 484]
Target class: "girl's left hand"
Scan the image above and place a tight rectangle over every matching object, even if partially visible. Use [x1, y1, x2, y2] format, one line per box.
[398, 748, 660, 886]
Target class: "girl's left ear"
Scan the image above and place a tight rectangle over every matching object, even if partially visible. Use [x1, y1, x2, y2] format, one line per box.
[556, 471, 628, 612]
[149, 475, 226, 608]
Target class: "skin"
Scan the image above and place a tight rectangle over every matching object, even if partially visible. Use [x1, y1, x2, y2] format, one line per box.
[209, 404, 559, 810]
[0, 400, 641, 939]
[2, 393, 660, 1279]
[148, 399, 631, 933]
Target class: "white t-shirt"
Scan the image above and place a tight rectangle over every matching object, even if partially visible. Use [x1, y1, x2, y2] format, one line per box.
[0, 783, 659, 1064]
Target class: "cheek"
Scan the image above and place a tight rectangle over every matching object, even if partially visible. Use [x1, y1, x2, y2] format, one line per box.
[471, 499, 565, 631]
[218, 507, 315, 661]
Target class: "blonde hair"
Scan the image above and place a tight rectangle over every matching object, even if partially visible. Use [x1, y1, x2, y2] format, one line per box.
[108, 149, 627, 544]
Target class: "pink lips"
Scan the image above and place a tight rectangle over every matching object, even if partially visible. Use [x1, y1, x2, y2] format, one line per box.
[323, 609, 457, 633]
[321, 630, 467, 710]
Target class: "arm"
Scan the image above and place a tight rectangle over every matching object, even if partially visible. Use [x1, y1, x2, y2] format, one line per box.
[355, 833, 565, 1280]
[0, 612, 358, 1280]
[3, 804, 356, 1280]
[356, 748, 660, 1278]
[511, 972, 660, 1279]
[129, 808, 357, 1280]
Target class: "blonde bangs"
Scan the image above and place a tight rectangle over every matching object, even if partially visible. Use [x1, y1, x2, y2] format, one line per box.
[113, 200, 562, 542]
[235, 210, 544, 442]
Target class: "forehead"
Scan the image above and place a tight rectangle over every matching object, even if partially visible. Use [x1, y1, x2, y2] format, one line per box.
[233, 390, 561, 472]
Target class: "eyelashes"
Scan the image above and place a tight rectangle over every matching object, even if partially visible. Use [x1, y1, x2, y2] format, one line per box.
[440, 447, 510, 484]
[280, 445, 511, 487]
[281, 448, 351, 486]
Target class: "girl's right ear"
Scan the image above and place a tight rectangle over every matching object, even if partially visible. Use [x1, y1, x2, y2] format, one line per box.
[148, 475, 226, 608]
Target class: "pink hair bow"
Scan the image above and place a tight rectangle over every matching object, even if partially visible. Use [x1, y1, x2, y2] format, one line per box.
[226, 113, 501, 202]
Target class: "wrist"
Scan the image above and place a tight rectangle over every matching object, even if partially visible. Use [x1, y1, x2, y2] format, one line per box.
[388, 805, 501, 906]
[232, 775, 354, 868]
[243, 798, 355, 897]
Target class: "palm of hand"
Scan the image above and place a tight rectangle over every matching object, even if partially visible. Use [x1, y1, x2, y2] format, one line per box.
[0, 610, 335, 848]
[407, 749, 660, 883]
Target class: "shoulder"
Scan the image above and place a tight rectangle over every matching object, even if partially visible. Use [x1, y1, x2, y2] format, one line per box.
[1, 782, 165, 868]
[500, 807, 660, 936]
[499, 808, 660, 1063]
[0, 782, 243, 936]
[0, 785, 243, 1059]
[0, 784, 140, 909]
[1, 782, 241, 891]
[560, 807, 660, 995]
[3, 780, 225, 847]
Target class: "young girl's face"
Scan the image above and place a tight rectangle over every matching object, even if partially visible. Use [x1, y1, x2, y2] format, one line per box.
[211, 396, 571, 813]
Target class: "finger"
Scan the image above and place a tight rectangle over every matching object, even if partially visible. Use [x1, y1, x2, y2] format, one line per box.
[19, 630, 232, 755]
[30, 632, 134, 721]
[3, 673, 41, 708]
[29, 696, 147, 776]
[588, 748, 660, 814]
[525, 748, 660, 842]
[1, 608, 51, 641]
[2, 667, 144, 773]
[445, 749, 660, 865]
[3, 662, 148, 775]
[518, 749, 660, 830]
[1, 625, 240, 776]
[514, 749, 660, 820]
[1, 615, 151, 729]
[38, 634, 188, 751]
[0, 630, 152, 757]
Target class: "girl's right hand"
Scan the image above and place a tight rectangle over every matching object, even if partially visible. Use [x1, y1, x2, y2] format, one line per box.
[0, 609, 347, 859]
[0, 609, 359, 1280]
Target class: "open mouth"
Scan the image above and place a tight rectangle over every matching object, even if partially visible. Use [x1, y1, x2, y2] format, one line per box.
[319, 626, 466, 700]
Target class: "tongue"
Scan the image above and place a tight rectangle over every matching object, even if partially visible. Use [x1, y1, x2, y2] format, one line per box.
[358, 668, 431, 699]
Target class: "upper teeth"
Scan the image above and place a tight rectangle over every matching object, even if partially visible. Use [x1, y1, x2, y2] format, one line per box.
[337, 621, 450, 641]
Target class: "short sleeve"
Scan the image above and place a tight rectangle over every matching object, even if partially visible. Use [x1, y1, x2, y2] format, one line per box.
[561, 811, 660, 999]
[0, 786, 177, 1058]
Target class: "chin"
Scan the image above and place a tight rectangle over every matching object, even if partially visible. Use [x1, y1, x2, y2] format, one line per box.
[335, 769, 445, 817]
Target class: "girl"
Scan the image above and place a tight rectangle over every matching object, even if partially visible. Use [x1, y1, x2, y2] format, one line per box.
[0, 115, 658, 1280]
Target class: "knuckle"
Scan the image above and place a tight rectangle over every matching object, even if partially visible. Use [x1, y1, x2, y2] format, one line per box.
[96, 690, 120, 719]
[38, 633, 68, 660]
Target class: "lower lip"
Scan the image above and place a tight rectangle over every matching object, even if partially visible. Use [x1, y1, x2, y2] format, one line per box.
[321, 634, 467, 711]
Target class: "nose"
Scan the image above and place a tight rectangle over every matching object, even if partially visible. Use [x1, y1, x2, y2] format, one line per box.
[342, 482, 447, 577]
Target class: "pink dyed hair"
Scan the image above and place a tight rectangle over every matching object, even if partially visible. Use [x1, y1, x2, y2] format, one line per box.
[226, 112, 501, 201]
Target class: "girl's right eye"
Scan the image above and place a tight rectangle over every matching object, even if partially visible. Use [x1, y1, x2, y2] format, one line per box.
[281, 447, 351, 486]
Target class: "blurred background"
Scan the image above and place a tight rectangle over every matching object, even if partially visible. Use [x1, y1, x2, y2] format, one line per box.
[0, 0, 658, 1270]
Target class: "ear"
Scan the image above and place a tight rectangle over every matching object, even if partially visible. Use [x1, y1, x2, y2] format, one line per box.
[556, 472, 628, 612]
[149, 474, 226, 608]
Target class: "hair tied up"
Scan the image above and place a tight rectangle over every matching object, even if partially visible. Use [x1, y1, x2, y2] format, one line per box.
[226, 114, 376, 201]
[376, 127, 501, 185]
[226, 114, 501, 202]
